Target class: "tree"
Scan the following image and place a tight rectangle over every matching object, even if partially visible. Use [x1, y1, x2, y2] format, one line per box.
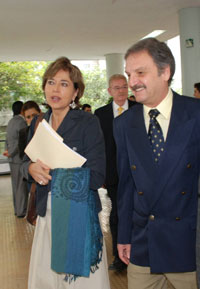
[0, 61, 47, 111]
[0, 61, 109, 112]
[81, 66, 109, 111]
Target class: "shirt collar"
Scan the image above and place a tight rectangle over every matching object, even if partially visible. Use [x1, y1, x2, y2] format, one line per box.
[113, 99, 128, 111]
[143, 88, 173, 120]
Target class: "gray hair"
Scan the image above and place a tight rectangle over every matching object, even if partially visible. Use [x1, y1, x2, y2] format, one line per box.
[125, 38, 175, 86]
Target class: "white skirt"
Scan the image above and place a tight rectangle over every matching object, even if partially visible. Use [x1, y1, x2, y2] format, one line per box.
[28, 194, 111, 289]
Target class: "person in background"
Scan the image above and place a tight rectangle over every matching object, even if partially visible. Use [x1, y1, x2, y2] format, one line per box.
[3, 101, 28, 218]
[197, 180, 200, 288]
[22, 57, 110, 289]
[18, 100, 41, 159]
[129, 95, 136, 101]
[194, 82, 200, 98]
[193, 82, 200, 284]
[195, 83, 200, 288]
[95, 74, 136, 272]
[82, 103, 92, 113]
[113, 37, 200, 289]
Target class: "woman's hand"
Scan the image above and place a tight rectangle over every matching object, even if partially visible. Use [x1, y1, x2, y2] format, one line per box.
[28, 159, 52, 186]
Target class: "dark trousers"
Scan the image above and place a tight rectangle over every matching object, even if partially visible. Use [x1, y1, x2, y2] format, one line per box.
[107, 184, 118, 257]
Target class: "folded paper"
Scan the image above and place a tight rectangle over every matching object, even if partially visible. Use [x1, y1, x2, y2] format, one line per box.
[25, 119, 86, 169]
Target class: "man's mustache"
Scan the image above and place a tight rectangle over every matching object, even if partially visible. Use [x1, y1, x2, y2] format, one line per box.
[130, 84, 146, 91]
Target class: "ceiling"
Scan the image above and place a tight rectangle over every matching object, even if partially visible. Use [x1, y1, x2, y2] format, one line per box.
[1, 0, 200, 62]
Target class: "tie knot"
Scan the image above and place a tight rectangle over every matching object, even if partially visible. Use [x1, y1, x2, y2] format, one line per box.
[118, 106, 124, 115]
[149, 109, 160, 119]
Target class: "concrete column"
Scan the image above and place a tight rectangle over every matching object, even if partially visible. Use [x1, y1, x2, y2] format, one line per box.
[178, 7, 200, 96]
[104, 53, 125, 86]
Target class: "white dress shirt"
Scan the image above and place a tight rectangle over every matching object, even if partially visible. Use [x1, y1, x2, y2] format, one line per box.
[113, 100, 129, 118]
[143, 89, 173, 141]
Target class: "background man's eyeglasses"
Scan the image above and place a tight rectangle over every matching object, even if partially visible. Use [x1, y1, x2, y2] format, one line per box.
[111, 86, 128, 91]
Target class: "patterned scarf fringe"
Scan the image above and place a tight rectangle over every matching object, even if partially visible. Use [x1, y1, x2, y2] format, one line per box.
[64, 239, 103, 282]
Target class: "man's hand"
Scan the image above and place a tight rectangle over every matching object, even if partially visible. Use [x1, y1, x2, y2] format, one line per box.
[28, 159, 52, 186]
[3, 150, 9, 157]
[117, 244, 131, 265]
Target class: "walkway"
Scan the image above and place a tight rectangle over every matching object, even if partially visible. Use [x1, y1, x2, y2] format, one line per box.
[0, 175, 127, 289]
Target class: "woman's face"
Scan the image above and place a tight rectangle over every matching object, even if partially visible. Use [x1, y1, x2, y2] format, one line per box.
[24, 108, 40, 125]
[44, 69, 78, 114]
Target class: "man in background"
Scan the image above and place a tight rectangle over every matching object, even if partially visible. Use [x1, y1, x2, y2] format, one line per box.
[95, 74, 135, 272]
[4, 101, 28, 217]
[194, 82, 200, 98]
[82, 103, 92, 113]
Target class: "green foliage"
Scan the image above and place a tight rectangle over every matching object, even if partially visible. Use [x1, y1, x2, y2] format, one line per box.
[81, 67, 109, 111]
[0, 61, 108, 113]
[0, 61, 48, 110]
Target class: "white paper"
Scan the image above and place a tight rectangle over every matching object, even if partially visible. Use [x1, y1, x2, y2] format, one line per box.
[24, 120, 87, 169]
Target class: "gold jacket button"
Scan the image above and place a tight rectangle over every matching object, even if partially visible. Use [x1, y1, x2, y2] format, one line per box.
[149, 215, 155, 221]
[138, 191, 144, 195]
[131, 165, 136, 170]
[175, 217, 181, 221]
[181, 191, 186, 195]
[187, 163, 191, 168]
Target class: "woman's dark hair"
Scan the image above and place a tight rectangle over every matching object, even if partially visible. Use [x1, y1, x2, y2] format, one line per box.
[22, 100, 41, 114]
[42, 57, 85, 105]
[125, 38, 175, 86]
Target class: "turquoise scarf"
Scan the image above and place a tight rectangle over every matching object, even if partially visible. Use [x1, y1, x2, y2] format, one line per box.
[51, 167, 103, 281]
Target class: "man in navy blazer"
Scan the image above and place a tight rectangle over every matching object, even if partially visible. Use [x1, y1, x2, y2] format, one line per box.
[113, 38, 200, 289]
[95, 74, 135, 271]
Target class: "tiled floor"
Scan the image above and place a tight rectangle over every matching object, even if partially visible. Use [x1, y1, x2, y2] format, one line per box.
[0, 175, 127, 289]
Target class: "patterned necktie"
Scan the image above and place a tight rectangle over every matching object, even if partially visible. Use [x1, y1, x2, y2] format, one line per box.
[118, 106, 124, 115]
[148, 109, 164, 163]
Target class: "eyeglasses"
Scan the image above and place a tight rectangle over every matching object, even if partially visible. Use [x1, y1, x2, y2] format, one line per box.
[111, 85, 128, 91]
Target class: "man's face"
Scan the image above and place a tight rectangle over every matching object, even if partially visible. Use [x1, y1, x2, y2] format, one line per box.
[125, 51, 170, 108]
[84, 107, 92, 113]
[108, 78, 128, 106]
[194, 88, 200, 98]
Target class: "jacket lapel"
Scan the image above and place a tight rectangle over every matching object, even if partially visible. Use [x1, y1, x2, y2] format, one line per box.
[43, 109, 77, 139]
[126, 105, 158, 182]
[56, 111, 78, 138]
[148, 93, 196, 210]
[105, 102, 114, 126]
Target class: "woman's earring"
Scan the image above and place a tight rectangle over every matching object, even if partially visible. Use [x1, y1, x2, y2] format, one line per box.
[70, 100, 76, 109]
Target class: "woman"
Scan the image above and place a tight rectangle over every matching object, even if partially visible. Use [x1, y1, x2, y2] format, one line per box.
[19, 100, 41, 159]
[23, 57, 110, 289]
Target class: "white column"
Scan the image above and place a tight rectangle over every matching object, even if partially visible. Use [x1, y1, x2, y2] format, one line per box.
[104, 53, 125, 85]
[179, 7, 200, 96]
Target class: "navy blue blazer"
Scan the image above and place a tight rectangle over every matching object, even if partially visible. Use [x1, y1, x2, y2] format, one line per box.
[113, 91, 200, 273]
[23, 108, 106, 216]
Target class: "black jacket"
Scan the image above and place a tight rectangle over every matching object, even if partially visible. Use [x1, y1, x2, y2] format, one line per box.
[95, 100, 136, 186]
[22, 108, 106, 216]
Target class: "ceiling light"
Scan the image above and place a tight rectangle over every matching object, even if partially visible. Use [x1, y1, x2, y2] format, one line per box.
[142, 30, 166, 39]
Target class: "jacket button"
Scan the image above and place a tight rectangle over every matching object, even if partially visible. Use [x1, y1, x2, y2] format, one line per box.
[181, 191, 186, 195]
[175, 217, 181, 221]
[187, 163, 191, 168]
[149, 214, 155, 221]
[138, 191, 144, 195]
[131, 165, 136, 170]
